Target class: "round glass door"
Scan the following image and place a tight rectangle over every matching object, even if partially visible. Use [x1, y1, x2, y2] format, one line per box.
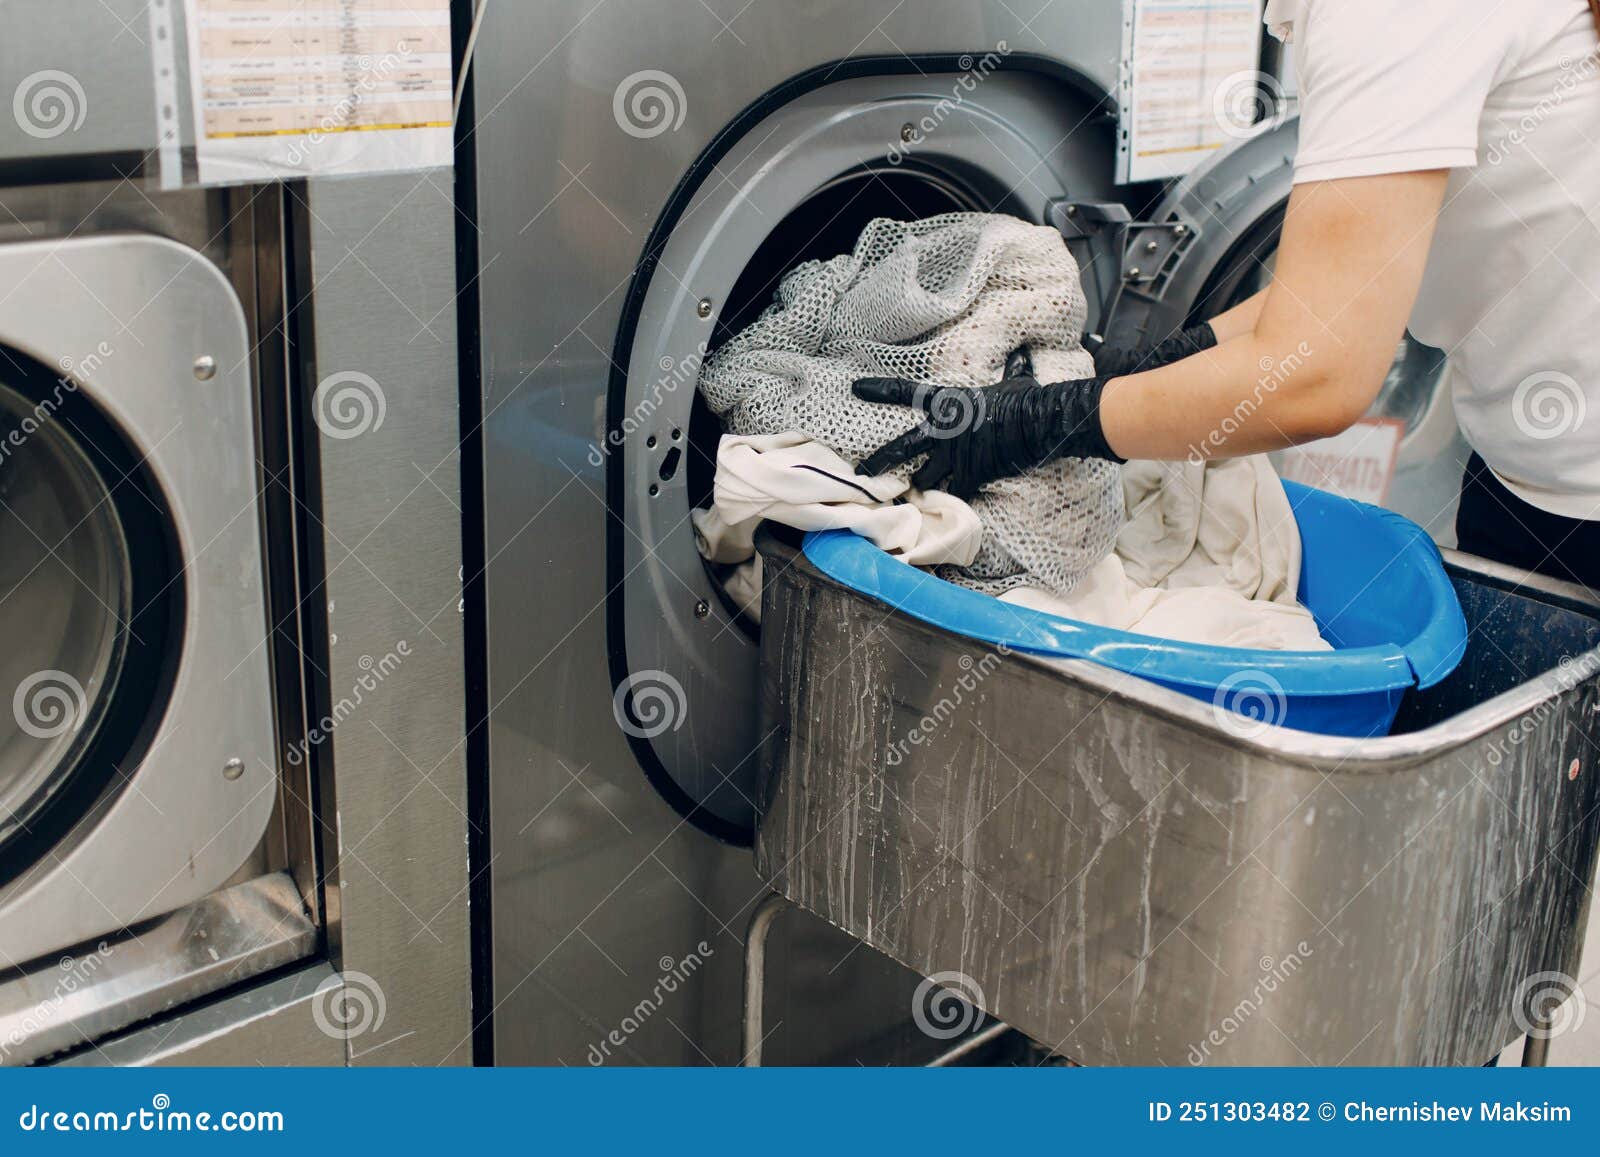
[0, 379, 131, 853]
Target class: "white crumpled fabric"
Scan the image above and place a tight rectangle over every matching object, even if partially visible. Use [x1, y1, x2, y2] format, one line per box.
[999, 458, 1330, 651]
[692, 432, 982, 570]
[697, 435, 1330, 650]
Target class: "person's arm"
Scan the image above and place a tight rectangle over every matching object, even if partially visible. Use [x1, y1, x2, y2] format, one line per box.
[1099, 169, 1449, 461]
[1206, 287, 1268, 343]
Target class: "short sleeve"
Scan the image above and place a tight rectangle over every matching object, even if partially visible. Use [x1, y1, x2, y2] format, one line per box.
[1291, 0, 1515, 183]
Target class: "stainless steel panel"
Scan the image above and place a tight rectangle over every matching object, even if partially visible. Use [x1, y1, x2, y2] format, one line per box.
[0, 0, 187, 164]
[752, 532, 1600, 1065]
[56, 965, 345, 1067]
[474, 0, 1127, 1065]
[0, 873, 315, 1066]
[0, 234, 278, 967]
[301, 173, 471, 1065]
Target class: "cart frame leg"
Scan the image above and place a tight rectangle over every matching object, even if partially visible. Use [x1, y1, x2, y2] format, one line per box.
[741, 892, 790, 1066]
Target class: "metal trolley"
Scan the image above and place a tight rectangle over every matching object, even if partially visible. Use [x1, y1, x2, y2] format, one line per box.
[743, 528, 1600, 1066]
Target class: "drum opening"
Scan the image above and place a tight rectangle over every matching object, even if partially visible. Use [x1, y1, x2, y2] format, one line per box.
[686, 165, 985, 628]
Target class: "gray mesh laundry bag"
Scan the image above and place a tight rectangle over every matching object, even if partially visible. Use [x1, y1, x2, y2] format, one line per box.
[697, 212, 1123, 594]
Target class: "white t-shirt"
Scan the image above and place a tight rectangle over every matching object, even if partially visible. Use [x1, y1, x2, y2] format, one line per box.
[1266, 0, 1600, 519]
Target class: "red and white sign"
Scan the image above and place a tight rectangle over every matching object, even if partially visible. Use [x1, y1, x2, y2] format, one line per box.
[1275, 417, 1405, 507]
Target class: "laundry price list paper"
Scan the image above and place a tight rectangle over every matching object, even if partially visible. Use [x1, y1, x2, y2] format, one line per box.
[1118, 0, 1267, 183]
[182, 0, 453, 185]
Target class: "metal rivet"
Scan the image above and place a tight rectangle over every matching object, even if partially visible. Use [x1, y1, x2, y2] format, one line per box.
[222, 757, 244, 781]
[1125, 266, 1141, 280]
[1065, 204, 1078, 217]
[646, 434, 657, 448]
[648, 483, 659, 497]
[697, 298, 713, 318]
[694, 599, 710, 619]
[900, 123, 915, 142]
[192, 355, 217, 381]
[1145, 239, 1160, 253]
[670, 428, 682, 441]
[1173, 224, 1188, 237]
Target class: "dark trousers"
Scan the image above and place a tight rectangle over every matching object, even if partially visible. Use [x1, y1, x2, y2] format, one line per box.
[1456, 454, 1600, 591]
[1457, 455, 1597, 1068]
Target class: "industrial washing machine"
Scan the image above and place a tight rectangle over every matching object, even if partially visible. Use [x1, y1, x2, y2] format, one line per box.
[469, 0, 1471, 1065]
[0, 1, 471, 1065]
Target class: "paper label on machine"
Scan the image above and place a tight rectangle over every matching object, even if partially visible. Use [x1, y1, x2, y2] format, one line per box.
[1118, 0, 1269, 183]
[181, 0, 453, 186]
[1274, 418, 1405, 507]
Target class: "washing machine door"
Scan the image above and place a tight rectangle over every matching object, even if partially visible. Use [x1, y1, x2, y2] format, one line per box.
[0, 381, 131, 851]
[0, 235, 279, 968]
[1101, 118, 1461, 527]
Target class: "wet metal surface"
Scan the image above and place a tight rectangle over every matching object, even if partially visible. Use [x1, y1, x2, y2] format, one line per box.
[753, 532, 1600, 1065]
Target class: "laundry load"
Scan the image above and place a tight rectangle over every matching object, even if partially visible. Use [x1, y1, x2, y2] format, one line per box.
[694, 212, 1330, 651]
[698, 213, 1122, 596]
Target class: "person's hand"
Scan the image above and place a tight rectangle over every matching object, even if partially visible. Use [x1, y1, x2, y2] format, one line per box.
[850, 373, 1122, 500]
[1091, 322, 1217, 379]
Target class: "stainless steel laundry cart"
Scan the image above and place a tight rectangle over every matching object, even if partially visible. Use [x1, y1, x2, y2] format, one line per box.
[750, 529, 1600, 1066]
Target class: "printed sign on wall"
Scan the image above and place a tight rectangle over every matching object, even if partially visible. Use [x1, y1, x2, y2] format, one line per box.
[182, 0, 453, 186]
[1118, 0, 1269, 183]
[1274, 418, 1407, 507]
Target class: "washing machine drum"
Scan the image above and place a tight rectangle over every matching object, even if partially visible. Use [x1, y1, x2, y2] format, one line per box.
[0, 380, 133, 853]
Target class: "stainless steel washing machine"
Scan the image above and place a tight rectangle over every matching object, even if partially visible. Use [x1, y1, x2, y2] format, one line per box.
[469, 0, 1470, 1066]
[0, 0, 472, 1066]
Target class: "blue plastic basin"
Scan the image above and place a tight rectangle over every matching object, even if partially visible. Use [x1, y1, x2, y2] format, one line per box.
[800, 480, 1468, 738]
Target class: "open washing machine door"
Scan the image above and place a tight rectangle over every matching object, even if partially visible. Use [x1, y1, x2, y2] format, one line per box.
[0, 235, 278, 968]
[1098, 118, 1466, 532]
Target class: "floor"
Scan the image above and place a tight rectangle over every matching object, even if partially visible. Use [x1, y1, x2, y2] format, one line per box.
[1498, 893, 1600, 1066]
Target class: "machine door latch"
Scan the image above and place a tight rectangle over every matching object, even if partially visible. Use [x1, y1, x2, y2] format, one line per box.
[1047, 199, 1199, 351]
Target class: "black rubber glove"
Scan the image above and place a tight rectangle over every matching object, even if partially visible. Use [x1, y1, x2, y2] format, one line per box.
[851, 374, 1123, 500]
[1092, 322, 1217, 379]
